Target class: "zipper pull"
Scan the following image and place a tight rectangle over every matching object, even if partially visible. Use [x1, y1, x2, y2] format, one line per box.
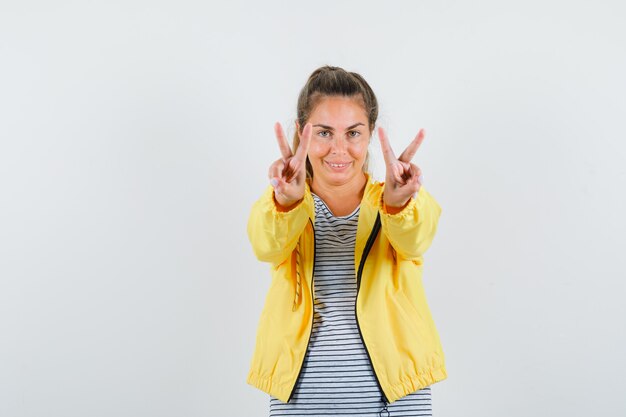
[378, 395, 390, 417]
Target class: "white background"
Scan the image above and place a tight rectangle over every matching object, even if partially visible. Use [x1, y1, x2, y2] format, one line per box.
[1, 1, 625, 416]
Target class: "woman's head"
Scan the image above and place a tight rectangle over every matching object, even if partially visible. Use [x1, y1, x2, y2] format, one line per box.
[292, 66, 378, 184]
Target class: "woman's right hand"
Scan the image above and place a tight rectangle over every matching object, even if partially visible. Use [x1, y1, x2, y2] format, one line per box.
[268, 122, 312, 209]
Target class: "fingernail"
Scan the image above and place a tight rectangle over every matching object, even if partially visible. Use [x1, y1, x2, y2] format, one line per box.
[270, 179, 278, 187]
[418, 174, 424, 183]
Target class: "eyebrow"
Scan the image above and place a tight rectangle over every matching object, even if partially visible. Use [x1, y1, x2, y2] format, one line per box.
[312, 122, 365, 130]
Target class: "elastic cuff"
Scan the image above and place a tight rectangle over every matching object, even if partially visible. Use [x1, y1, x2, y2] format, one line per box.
[380, 186, 424, 218]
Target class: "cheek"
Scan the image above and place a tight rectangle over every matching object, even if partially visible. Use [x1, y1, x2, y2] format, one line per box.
[349, 141, 369, 159]
[309, 141, 330, 159]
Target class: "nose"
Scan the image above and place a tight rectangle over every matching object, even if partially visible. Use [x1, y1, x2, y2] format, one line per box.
[330, 136, 347, 155]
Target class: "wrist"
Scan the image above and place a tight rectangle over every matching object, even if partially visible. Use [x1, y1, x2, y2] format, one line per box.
[273, 193, 301, 212]
[383, 198, 411, 215]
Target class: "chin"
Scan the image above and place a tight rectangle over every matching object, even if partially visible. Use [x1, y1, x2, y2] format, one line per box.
[322, 171, 361, 186]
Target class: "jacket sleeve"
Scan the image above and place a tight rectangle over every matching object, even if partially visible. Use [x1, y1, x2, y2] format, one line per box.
[379, 185, 442, 260]
[247, 185, 311, 266]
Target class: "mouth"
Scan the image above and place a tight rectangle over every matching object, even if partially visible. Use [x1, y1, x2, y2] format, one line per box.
[324, 161, 352, 171]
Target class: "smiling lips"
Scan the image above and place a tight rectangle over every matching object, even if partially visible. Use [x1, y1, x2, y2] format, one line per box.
[325, 161, 352, 170]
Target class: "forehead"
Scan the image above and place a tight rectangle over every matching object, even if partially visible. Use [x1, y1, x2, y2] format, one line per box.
[309, 96, 367, 125]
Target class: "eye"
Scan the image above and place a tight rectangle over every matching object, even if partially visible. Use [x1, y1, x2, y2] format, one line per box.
[317, 130, 331, 138]
[348, 130, 361, 138]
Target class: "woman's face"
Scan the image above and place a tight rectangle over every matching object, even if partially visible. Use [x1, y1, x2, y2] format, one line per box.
[302, 95, 370, 189]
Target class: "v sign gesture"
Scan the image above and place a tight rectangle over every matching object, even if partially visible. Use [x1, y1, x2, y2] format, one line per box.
[379, 127, 425, 211]
[269, 122, 312, 210]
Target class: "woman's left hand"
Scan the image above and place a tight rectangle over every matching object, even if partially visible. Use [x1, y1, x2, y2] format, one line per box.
[378, 127, 425, 209]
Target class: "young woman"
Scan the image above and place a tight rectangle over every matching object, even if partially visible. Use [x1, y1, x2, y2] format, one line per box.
[247, 66, 447, 417]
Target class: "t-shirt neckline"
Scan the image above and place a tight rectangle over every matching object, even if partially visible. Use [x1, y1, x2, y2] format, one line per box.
[311, 192, 360, 220]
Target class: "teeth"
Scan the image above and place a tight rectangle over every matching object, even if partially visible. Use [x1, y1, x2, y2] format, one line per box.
[328, 162, 348, 168]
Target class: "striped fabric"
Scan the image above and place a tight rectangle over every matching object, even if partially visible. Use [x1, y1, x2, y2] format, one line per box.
[269, 193, 432, 417]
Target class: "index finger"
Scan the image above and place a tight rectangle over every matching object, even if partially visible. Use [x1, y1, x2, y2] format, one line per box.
[274, 122, 293, 160]
[293, 123, 312, 162]
[378, 127, 397, 166]
[398, 129, 425, 163]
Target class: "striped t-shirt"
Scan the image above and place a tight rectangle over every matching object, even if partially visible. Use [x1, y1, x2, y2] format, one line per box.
[269, 193, 432, 417]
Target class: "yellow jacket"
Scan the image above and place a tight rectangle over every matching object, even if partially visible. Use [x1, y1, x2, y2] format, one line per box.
[246, 174, 447, 404]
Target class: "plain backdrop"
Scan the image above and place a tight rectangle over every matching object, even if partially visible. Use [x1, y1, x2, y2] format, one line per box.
[1, 1, 625, 416]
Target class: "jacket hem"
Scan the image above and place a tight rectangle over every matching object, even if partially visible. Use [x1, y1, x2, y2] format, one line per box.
[247, 365, 448, 405]
[247, 370, 292, 403]
[386, 364, 448, 403]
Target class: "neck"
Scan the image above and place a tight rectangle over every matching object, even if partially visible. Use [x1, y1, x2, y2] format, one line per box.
[310, 173, 368, 216]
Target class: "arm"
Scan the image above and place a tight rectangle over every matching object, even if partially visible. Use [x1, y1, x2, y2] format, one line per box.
[247, 185, 312, 266]
[380, 185, 442, 260]
[376, 127, 441, 259]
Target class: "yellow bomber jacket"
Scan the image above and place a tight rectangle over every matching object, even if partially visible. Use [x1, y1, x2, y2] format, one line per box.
[246, 175, 447, 404]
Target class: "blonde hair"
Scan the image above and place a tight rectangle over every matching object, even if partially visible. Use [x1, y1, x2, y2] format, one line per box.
[292, 66, 379, 179]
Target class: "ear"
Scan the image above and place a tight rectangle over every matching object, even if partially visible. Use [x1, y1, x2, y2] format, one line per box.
[295, 120, 301, 133]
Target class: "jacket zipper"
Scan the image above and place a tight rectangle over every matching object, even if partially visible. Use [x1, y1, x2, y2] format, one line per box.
[287, 218, 316, 403]
[287, 214, 389, 405]
[354, 214, 390, 404]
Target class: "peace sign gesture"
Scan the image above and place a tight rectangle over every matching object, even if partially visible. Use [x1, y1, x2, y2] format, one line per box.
[268, 122, 312, 209]
[378, 127, 425, 209]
